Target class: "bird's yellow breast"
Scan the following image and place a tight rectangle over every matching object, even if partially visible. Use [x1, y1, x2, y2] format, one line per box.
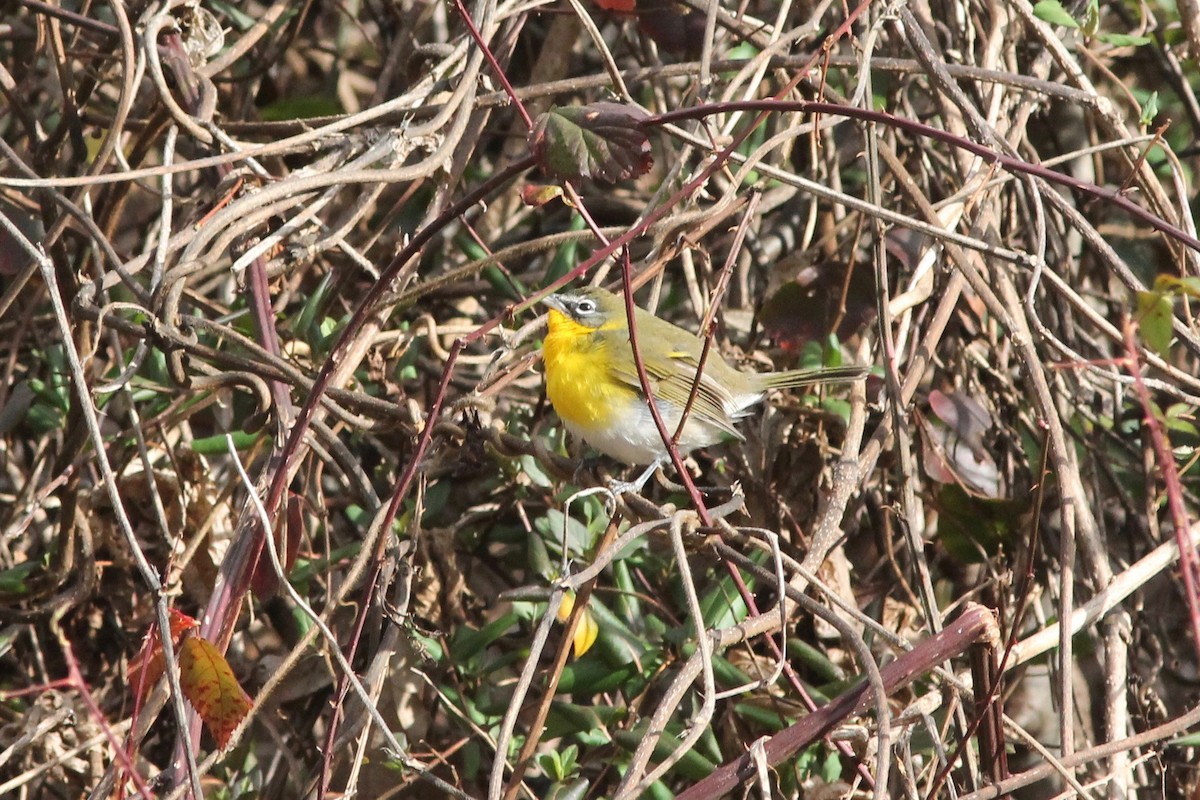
[542, 309, 636, 430]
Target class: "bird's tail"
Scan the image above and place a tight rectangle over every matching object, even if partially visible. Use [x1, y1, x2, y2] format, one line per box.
[760, 363, 870, 390]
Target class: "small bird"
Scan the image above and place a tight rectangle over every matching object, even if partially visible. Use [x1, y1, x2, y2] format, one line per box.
[540, 285, 867, 491]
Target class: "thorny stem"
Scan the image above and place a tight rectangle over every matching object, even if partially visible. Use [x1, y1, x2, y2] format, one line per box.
[1123, 319, 1200, 664]
[617, 249, 713, 524]
[670, 191, 757, 447]
[452, 0, 533, 130]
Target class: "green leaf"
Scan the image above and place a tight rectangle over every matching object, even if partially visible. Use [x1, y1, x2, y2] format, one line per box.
[258, 94, 343, 122]
[936, 484, 1030, 563]
[449, 611, 522, 664]
[1033, 0, 1079, 27]
[1101, 32, 1152, 47]
[189, 431, 263, 455]
[1164, 404, 1199, 438]
[525, 527, 554, 578]
[787, 638, 846, 684]
[1081, 0, 1100, 36]
[1139, 90, 1160, 127]
[699, 573, 749, 629]
[820, 747, 843, 782]
[544, 701, 626, 741]
[1135, 289, 1174, 357]
[543, 213, 586, 285]
[732, 701, 794, 728]
[0, 560, 41, 594]
[537, 748, 568, 781]
[292, 269, 335, 346]
[519, 454, 554, 488]
[612, 726, 717, 779]
[535, 508, 594, 560]
[546, 778, 590, 800]
[794, 743, 823, 777]
[579, 594, 653, 664]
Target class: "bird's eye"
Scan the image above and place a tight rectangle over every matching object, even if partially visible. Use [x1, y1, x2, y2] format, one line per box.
[576, 300, 596, 314]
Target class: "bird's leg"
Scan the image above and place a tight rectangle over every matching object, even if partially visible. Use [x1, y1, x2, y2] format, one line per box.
[605, 457, 665, 496]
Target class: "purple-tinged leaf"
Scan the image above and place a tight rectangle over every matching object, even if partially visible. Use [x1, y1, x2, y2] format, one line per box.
[529, 103, 653, 184]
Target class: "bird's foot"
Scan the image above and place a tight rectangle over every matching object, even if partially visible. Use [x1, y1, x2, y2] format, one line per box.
[604, 460, 662, 497]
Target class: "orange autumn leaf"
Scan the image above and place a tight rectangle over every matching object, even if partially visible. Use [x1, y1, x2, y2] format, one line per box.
[520, 183, 569, 208]
[128, 609, 199, 705]
[592, 0, 637, 11]
[178, 635, 252, 750]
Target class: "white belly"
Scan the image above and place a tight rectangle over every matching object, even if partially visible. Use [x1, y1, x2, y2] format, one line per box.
[565, 398, 742, 465]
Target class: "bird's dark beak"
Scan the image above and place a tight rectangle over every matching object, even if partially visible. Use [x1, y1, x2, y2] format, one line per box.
[541, 294, 569, 314]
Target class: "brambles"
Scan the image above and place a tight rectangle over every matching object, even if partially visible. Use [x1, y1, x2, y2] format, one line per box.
[4, 0, 1200, 798]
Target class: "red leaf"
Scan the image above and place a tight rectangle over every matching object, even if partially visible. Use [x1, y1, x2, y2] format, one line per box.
[521, 183, 568, 208]
[593, 0, 637, 11]
[129, 609, 199, 706]
[589, 0, 705, 55]
[179, 635, 253, 750]
[528, 103, 653, 184]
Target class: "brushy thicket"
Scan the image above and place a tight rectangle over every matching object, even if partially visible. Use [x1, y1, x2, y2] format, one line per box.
[3, 0, 1200, 797]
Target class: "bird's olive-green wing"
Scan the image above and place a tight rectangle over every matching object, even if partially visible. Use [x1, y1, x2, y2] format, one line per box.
[606, 340, 744, 441]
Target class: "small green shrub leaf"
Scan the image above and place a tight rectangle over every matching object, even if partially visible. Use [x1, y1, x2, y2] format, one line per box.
[1135, 289, 1174, 357]
[1101, 32, 1152, 47]
[1033, 0, 1078, 27]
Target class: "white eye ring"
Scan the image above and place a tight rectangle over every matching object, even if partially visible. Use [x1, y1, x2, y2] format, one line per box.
[576, 299, 596, 313]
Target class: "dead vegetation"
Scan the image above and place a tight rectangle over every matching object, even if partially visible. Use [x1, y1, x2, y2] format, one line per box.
[3, 0, 1200, 797]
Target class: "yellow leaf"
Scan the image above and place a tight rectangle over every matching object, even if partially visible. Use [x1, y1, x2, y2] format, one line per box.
[179, 635, 252, 750]
[556, 591, 576, 623]
[572, 608, 599, 658]
[557, 591, 598, 657]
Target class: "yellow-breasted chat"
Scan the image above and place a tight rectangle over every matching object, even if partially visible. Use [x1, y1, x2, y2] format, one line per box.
[541, 285, 867, 491]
